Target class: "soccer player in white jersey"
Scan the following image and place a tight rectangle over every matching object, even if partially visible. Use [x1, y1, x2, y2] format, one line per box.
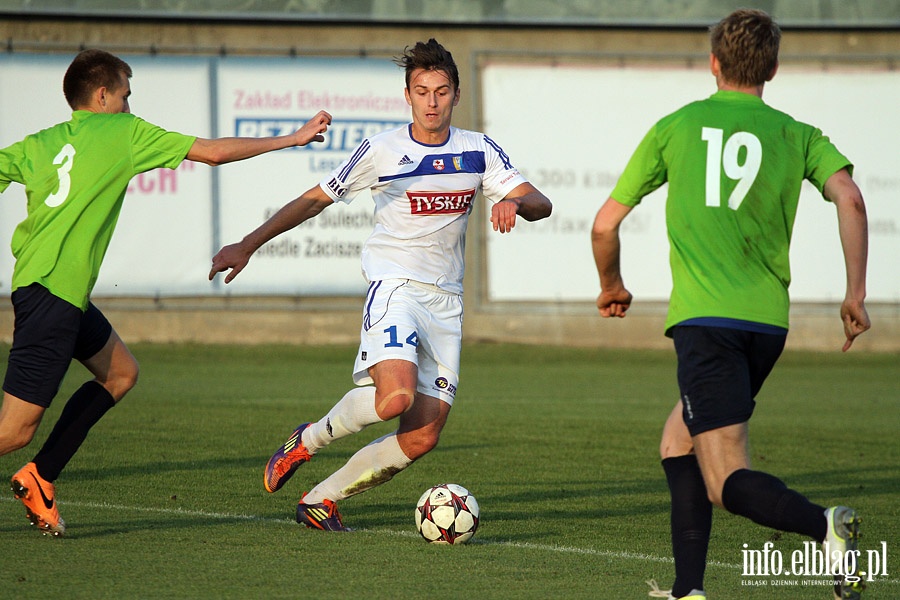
[209, 39, 552, 530]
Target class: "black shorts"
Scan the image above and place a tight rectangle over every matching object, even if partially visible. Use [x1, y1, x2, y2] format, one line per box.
[3, 284, 112, 408]
[672, 325, 786, 436]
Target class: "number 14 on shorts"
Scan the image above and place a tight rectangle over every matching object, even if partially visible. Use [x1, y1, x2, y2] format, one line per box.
[384, 325, 418, 348]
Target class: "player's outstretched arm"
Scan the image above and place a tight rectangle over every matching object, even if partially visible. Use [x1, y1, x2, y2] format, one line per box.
[824, 168, 870, 351]
[592, 197, 634, 318]
[188, 110, 332, 166]
[490, 182, 552, 233]
[209, 185, 333, 283]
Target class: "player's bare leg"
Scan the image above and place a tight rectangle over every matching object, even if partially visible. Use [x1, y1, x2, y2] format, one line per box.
[1, 396, 56, 534]
[659, 401, 693, 459]
[371, 358, 418, 420]
[691, 422, 750, 507]
[267, 358, 413, 496]
[396, 391, 450, 460]
[80, 329, 139, 402]
[0, 393, 44, 456]
[299, 393, 448, 505]
[30, 330, 136, 482]
[11, 329, 136, 535]
[267, 358, 423, 495]
[297, 360, 450, 530]
[303, 359, 438, 504]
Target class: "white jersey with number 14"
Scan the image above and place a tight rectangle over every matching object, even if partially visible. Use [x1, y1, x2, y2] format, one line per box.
[318, 124, 527, 294]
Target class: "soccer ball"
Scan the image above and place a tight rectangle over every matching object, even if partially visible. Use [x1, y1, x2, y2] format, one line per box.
[415, 483, 480, 545]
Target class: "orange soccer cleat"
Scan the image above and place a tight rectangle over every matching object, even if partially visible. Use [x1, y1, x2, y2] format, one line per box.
[11, 462, 66, 536]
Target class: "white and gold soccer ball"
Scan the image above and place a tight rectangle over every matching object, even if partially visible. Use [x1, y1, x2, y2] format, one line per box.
[415, 483, 480, 545]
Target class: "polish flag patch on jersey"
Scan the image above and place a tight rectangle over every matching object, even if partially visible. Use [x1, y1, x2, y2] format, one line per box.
[407, 189, 476, 215]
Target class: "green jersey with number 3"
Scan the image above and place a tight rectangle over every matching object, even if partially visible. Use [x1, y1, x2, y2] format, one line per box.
[0, 111, 195, 310]
[611, 90, 852, 332]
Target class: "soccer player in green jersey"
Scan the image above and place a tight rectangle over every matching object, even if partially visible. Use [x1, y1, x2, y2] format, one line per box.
[0, 49, 331, 536]
[591, 9, 869, 600]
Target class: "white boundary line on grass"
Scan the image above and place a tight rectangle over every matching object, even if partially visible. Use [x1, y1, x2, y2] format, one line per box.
[3, 497, 898, 587]
[0, 497, 713, 568]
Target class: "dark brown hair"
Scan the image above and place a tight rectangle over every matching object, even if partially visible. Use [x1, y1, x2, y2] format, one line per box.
[63, 49, 132, 109]
[393, 38, 459, 91]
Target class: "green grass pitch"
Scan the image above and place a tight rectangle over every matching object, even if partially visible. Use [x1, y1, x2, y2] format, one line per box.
[0, 343, 897, 599]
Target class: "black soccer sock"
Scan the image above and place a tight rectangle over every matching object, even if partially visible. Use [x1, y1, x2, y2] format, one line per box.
[663, 455, 712, 597]
[32, 381, 116, 482]
[721, 468, 827, 542]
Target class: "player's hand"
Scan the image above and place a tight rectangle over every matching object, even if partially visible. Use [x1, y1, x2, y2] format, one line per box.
[209, 242, 253, 283]
[596, 288, 633, 318]
[490, 198, 520, 233]
[293, 110, 332, 146]
[840, 298, 870, 352]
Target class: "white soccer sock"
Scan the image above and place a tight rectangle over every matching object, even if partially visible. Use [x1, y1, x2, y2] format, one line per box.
[302, 386, 380, 453]
[304, 432, 413, 504]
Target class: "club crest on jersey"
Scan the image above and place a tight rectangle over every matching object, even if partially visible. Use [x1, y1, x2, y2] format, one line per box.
[407, 189, 476, 215]
[432, 158, 445, 171]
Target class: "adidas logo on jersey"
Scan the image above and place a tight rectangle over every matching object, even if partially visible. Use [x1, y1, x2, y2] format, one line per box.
[398, 155, 414, 166]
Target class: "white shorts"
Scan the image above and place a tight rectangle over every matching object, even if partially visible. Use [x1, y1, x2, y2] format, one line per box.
[353, 279, 463, 405]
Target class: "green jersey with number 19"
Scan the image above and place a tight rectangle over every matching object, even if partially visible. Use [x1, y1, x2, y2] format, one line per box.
[611, 90, 852, 332]
[0, 111, 195, 310]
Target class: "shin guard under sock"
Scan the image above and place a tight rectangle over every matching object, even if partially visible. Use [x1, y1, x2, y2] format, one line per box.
[305, 387, 380, 453]
[33, 381, 115, 482]
[721, 468, 827, 541]
[663, 455, 712, 598]
[305, 432, 412, 504]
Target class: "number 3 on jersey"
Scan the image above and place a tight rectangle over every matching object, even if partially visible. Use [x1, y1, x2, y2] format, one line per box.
[45, 143, 76, 208]
[701, 127, 761, 210]
[384, 325, 418, 349]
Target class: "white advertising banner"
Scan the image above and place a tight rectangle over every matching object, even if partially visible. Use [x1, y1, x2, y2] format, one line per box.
[3, 56, 895, 304]
[215, 57, 410, 296]
[765, 66, 899, 302]
[0, 55, 66, 297]
[0, 54, 411, 301]
[0, 55, 213, 297]
[482, 63, 899, 303]
[100, 57, 213, 296]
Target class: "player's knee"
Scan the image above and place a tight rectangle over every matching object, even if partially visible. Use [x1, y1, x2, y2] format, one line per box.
[0, 427, 36, 455]
[660, 438, 693, 459]
[375, 387, 415, 420]
[707, 491, 725, 508]
[106, 359, 139, 402]
[705, 482, 725, 508]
